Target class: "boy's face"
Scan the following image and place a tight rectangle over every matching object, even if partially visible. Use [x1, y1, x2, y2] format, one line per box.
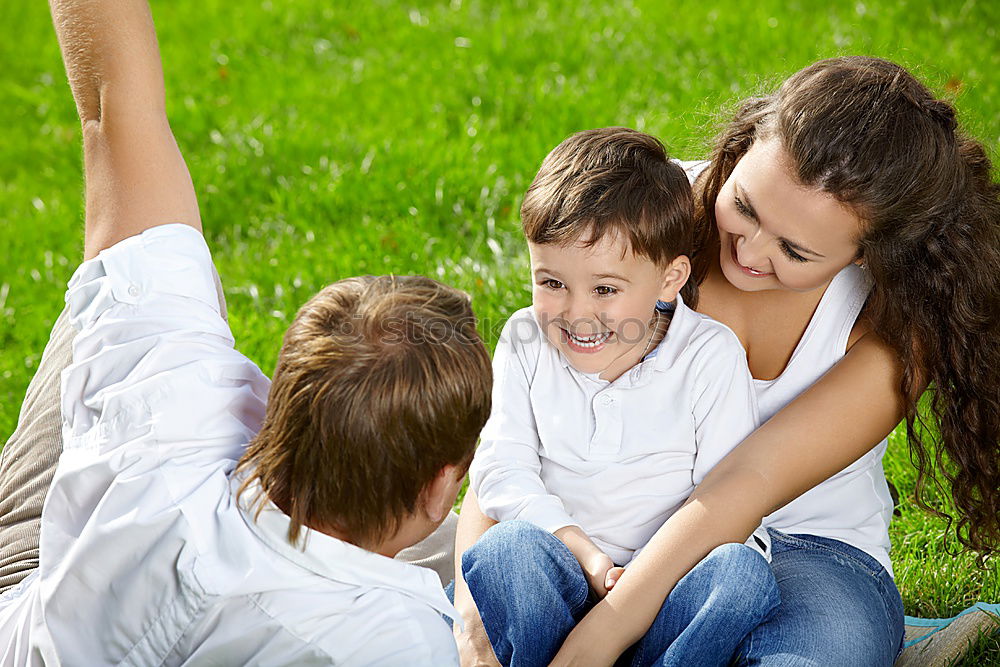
[528, 235, 687, 381]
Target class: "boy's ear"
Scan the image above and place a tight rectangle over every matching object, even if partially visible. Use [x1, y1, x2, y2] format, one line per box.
[658, 255, 691, 303]
[420, 464, 465, 524]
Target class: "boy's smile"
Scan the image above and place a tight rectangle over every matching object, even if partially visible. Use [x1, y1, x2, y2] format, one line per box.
[561, 328, 612, 352]
[528, 235, 688, 382]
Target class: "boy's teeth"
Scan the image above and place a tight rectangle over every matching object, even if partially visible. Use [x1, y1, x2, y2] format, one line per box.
[568, 331, 610, 348]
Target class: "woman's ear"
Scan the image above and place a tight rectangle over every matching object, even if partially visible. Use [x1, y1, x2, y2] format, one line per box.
[659, 255, 692, 303]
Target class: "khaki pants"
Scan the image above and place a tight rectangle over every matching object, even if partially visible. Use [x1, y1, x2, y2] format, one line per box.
[0, 280, 457, 594]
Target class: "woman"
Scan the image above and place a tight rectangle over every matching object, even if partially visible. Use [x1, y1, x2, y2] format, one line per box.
[453, 56, 1000, 665]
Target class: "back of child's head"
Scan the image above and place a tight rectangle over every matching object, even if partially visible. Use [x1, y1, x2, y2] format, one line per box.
[237, 275, 492, 547]
[522, 127, 695, 289]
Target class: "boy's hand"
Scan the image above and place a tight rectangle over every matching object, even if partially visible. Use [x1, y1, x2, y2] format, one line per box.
[605, 566, 625, 591]
[554, 525, 618, 599]
[579, 550, 615, 598]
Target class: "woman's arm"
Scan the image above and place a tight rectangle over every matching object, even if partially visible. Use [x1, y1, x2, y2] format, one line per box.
[551, 331, 907, 665]
[452, 488, 501, 667]
[49, 0, 201, 259]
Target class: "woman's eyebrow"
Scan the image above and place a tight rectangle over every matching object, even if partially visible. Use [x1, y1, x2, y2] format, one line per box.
[737, 184, 826, 259]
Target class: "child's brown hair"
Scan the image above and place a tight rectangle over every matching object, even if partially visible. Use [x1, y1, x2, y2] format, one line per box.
[237, 275, 492, 547]
[521, 127, 696, 303]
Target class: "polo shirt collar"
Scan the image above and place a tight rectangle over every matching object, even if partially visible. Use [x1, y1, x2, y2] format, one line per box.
[233, 475, 459, 624]
[648, 292, 696, 373]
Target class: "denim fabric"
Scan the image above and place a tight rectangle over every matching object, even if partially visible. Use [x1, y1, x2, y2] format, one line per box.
[462, 520, 779, 667]
[734, 529, 904, 666]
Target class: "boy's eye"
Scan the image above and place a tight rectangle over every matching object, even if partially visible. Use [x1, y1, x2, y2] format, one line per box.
[779, 241, 809, 263]
[540, 278, 564, 290]
[594, 285, 618, 296]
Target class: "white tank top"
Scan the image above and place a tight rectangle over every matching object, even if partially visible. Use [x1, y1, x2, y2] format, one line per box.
[678, 160, 895, 575]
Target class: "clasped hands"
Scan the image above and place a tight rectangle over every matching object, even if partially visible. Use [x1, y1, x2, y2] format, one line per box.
[554, 525, 624, 599]
[455, 526, 629, 667]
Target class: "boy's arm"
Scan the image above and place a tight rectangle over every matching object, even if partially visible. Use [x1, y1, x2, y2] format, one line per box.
[469, 317, 577, 534]
[689, 331, 759, 486]
[469, 321, 619, 586]
[455, 316, 595, 663]
[50, 0, 200, 260]
[688, 333, 770, 556]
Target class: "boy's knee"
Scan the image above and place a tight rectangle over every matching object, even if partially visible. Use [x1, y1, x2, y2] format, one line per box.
[461, 520, 555, 580]
[704, 542, 765, 571]
[701, 543, 779, 616]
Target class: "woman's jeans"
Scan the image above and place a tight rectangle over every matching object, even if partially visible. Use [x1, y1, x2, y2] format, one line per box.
[734, 530, 904, 666]
[461, 521, 904, 667]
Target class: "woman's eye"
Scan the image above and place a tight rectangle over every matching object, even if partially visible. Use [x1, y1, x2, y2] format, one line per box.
[780, 241, 808, 263]
[594, 285, 618, 296]
[541, 279, 564, 289]
[734, 195, 754, 219]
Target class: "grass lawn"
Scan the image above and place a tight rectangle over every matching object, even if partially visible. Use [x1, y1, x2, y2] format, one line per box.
[2, 0, 998, 662]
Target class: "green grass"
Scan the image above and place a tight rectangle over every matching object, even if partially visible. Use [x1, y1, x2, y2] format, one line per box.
[2, 0, 998, 662]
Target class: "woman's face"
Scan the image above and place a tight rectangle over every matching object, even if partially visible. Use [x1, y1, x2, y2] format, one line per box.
[715, 138, 864, 293]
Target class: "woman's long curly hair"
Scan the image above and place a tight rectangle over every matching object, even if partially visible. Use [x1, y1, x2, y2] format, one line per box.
[693, 56, 1000, 556]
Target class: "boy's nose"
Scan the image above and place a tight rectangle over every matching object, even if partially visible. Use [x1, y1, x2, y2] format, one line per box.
[563, 296, 600, 334]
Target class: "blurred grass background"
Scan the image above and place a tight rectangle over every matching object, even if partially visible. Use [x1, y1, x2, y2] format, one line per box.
[2, 0, 997, 662]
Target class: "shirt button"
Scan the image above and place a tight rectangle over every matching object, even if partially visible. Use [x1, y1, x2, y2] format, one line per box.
[128, 284, 140, 297]
[601, 394, 614, 406]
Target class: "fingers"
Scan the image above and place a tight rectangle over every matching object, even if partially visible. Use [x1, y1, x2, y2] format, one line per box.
[586, 557, 614, 599]
[604, 566, 625, 591]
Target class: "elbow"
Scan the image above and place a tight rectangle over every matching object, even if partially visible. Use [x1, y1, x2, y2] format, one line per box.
[73, 76, 102, 125]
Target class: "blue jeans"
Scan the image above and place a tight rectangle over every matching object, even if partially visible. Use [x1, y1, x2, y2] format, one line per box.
[734, 530, 904, 666]
[462, 520, 779, 667]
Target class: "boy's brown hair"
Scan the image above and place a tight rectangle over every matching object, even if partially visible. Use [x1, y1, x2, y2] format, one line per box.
[236, 275, 492, 547]
[522, 127, 696, 303]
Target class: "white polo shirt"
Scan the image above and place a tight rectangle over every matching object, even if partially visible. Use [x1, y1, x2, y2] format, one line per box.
[470, 302, 767, 566]
[0, 224, 459, 666]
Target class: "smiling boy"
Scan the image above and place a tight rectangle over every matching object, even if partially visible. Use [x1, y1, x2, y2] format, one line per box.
[461, 128, 774, 665]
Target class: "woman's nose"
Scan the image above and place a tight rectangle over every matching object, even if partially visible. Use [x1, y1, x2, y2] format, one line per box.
[736, 233, 772, 271]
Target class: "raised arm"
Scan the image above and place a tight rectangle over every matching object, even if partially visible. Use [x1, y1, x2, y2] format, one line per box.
[50, 0, 200, 259]
[552, 331, 906, 665]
